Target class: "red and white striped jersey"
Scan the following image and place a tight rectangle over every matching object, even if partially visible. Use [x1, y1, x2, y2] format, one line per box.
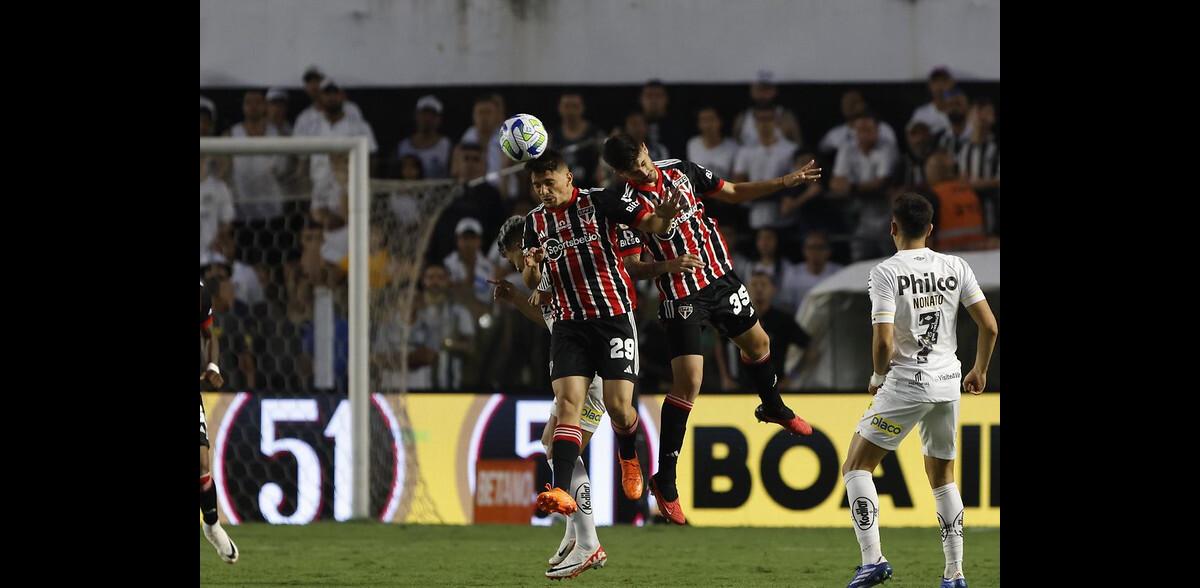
[523, 187, 648, 321]
[623, 159, 734, 301]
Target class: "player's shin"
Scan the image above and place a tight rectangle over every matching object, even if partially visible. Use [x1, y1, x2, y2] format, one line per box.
[551, 425, 583, 491]
[844, 470, 884, 566]
[200, 472, 219, 525]
[656, 394, 693, 500]
[740, 351, 785, 410]
[570, 456, 599, 548]
[933, 483, 965, 579]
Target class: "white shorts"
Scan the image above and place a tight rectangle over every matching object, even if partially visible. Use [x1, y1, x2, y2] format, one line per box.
[550, 375, 605, 433]
[855, 388, 959, 461]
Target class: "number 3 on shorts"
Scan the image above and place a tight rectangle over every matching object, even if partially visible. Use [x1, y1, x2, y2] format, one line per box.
[609, 337, 635, 360]
[729, 285, 753, 316]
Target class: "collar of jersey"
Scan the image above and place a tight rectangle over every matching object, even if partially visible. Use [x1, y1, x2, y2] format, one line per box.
[547, 187, 580, 211]
[629, 165, 664, 192]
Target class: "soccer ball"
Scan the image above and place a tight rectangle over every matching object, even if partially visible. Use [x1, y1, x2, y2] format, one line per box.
[498, 114, 548, 162]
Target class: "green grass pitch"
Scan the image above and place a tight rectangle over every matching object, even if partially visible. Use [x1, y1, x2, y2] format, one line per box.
[201, 522, 999, 586]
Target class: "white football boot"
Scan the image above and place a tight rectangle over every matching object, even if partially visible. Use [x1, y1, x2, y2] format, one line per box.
[202, 522, 239, 564]
[545, 543, 606, 580]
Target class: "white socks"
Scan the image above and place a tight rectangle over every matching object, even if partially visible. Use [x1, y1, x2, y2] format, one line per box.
[844, 470, 883, 566]
[569, 456, 599, 548]
[549, 456, 598, 549]
[933, 482, 964, 579]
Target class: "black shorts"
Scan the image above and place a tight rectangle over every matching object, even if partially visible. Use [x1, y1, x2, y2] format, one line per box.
[658, 272, 759, 358]
[550, 313, 640, 383]
[200, 394, 210, 448]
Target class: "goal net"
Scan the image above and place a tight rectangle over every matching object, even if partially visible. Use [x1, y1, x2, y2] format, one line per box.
[200, 136, 463, 523]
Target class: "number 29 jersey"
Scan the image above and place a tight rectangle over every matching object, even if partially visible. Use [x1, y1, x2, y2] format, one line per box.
[868, 248, 986, 401]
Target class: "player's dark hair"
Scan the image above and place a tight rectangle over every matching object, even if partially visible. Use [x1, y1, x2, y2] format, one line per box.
[695, 104, 720, 118]
[602, 134, 642, 172]
[848, 110, 878, 124]
[497, 215, 526, 256]
[525, 148, 567, 174]
[893, 193, 934, 238]
[644, 79, 666, 90]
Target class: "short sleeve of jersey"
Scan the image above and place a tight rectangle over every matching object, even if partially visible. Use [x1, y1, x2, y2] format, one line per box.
[679, 160, 725, 196]
[958, 259, 987, 307]
[617, 225, 643, 256]
[868, 265, 896, 324]
[200, 280, 214, 328]
[593, 187, 651, 227]
[522, 212, 539, 254]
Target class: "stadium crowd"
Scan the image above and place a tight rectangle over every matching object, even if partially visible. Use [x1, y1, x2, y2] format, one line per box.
[200, 66, 999, 394]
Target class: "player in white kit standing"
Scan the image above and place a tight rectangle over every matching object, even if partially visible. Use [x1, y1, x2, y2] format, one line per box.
[840, 193, 998, 588]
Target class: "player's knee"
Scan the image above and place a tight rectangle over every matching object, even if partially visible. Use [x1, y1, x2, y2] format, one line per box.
[607, 402, 636, 427]
[670, 368, 704, 397]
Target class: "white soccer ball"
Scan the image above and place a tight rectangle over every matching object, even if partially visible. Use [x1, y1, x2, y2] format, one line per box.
[498, 113, 548, 162]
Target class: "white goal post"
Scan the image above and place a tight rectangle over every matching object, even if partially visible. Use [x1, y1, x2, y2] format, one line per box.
[200, 136, 374, 519]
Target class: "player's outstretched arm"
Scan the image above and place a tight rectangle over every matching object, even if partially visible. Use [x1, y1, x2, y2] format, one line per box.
[709, 159, 822, 204]
[963, 299, 998, 395]
[867, 323, 893, 396]
[488, 278, 548, 329]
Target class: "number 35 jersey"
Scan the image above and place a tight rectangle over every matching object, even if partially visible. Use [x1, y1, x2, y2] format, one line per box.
[868, 247, 986, 401]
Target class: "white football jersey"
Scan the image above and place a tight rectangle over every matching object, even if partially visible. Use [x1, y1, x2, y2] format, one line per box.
[868, 247, 986, 401]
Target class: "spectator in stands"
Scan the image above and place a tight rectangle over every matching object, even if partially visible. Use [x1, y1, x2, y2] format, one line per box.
[308, 79, 379, 183]
[432, 143, 504, 262]
[936, 87, 974, 156]
[207, 274, 257, 391]
[908, 66, 954, 138]
[200, 154, 235, 265]
[293, 66, 364, 136]
[389, 154, 425, 228]
[717, 221, 752, 273]
[778, 148, 837, 238]
[413, 263, 476, 390]
[687, 105, 739, 180]
[731, 69, 803, 148]
[223, 89, 288, 266]
[714, 270, 811, 391]
[337, 215, 397, 292]
[200, 96, 217, 137]
[443, 217, 494, 316]
[923, 152, 987, 251]
[459, 93, 509, 194]
[640, 80, 686, 157]
[747, 228, 802, 314]
[265, 87, 292, 135]
[958, 98, 1000, 236]
[623, 110, 669, 161]
[551, 92, 605, 186]
[817, 89, 897, 157]
[396, 95, 452, 179]
[898, 120, 936, 190]
[210, 233, 267, 307]
[831, 112, 900, 261]
[778, 231, 842, 313]
[283, 218, 328, 324]
[733, 104, 798, 230]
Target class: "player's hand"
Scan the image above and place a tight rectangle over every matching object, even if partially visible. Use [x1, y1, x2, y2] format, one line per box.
[963, 369, 986, 395]
[867, 383, 880, 396]
[487, 278, 517, 304]
[523, 247, 545, 268]
[782, 160, 822, 188]
[666, 253, 705, 275]
[201, 369, 224, 390]
[528, 289, 550, 307]
[655, 183, 684, 219]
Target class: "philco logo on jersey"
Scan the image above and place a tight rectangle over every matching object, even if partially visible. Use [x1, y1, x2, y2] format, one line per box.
[897, 272, 958, 296]
[870, 416, 903, 435]
[544, 233, 600, 260]
[853, 496, 876, 530]
[679, 304, 694, 319]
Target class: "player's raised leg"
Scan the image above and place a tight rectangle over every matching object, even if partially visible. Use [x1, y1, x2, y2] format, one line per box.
[842, 433, 892, 587]
[545, 451, 608, 579]
[731, 322, 812, 436]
